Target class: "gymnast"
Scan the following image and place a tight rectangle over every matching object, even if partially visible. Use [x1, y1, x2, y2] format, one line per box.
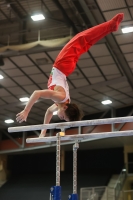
[16, 13, 124, 137]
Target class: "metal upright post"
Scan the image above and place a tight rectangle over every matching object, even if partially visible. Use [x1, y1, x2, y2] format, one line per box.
[56, 132, 61, 186]
[50, 131, 65, 200]
[73, 142, 79, 194]
[111, 108, 116, 132]
[68, 142, 79, 200]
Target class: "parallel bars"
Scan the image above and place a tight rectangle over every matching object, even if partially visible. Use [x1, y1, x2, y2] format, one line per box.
[8, 116, 133, 133]
[8, 116, 133, 200]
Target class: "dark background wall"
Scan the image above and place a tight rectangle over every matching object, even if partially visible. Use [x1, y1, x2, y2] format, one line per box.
[8, 147, 124, 174]
[0, 147, 124, 200]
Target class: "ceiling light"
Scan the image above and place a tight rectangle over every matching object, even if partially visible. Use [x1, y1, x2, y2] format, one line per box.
[31, 14, 45, 21]
[0, 74, 4, 79]
[101, 100, 112, 105]
[122, 26, 133, 33]
[53, 111, 57, 115]
[19, 97, 29, 102]
[5, 119, 14, 124]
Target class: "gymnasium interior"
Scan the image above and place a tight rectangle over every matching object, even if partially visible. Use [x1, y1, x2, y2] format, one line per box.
[0, 0, 133, 199]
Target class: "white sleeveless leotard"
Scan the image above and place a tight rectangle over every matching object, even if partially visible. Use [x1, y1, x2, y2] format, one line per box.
[47, 67, 70, 103]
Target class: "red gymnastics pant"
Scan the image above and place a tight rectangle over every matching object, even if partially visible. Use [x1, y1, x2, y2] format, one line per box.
[53, 20, 115, 76]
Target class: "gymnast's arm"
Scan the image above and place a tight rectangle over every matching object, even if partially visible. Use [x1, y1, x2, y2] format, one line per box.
[39, 104, 58, 137]
[16, 89, 64, 123]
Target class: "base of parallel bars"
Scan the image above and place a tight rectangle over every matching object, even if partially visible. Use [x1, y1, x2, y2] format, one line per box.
[68, 193, 78, 200]
[50, 186, 61, 200]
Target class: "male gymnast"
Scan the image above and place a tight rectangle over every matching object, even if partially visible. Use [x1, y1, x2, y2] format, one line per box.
[16, 13, 124, 137]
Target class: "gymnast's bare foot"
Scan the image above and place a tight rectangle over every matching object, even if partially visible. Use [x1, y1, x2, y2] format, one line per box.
[110, 13, 124, 32]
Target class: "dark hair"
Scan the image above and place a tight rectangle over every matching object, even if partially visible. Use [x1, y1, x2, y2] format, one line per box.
[65, 103, 83, 121]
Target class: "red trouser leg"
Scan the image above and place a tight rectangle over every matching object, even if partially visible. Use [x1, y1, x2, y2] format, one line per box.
[66, 13, 124, 54]
[71, 17, 121, 54]
[72, 20, 112, 54]
[54, 20, 112, 76]
[54, 13, 124, 76]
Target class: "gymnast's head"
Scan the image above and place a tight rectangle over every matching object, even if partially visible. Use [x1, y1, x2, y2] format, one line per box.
[57, 103, 83, 121]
